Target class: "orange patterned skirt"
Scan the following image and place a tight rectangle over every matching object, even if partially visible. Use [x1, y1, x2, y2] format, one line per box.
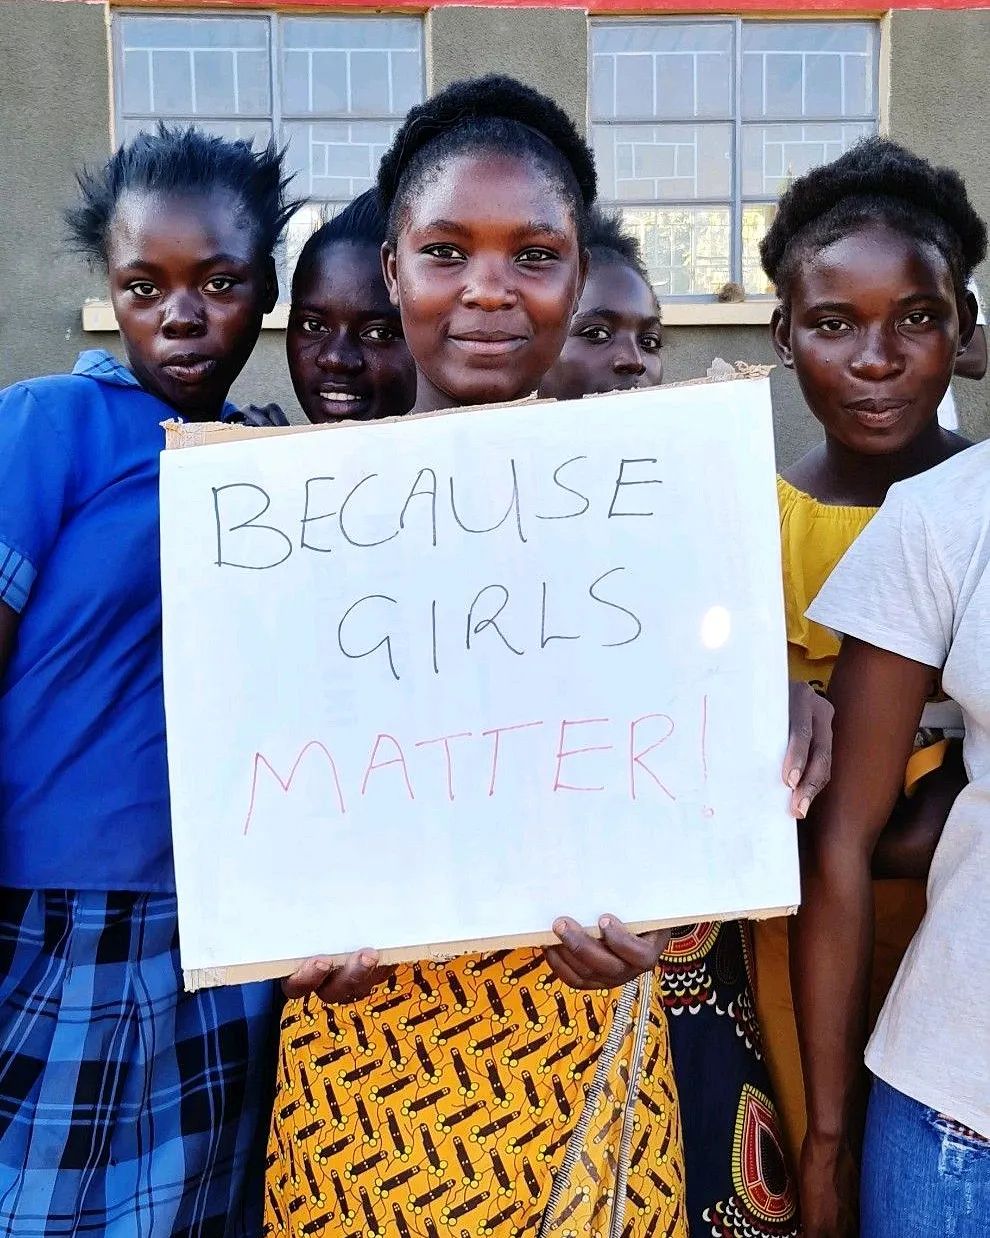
[264, 949, 687, 1238]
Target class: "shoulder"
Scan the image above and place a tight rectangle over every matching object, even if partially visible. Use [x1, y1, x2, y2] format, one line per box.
[888, 440, 990, 513]
[1, 372, 114, 426]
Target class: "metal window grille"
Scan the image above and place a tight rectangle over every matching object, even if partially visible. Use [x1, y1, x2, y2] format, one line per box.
[591, 18, 879, 299]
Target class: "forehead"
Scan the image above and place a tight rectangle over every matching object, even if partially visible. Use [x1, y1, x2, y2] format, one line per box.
[580, 259, 658, 320]
[107, 188, 257, 263]
[294, 240, 392, 309]
[797, 223, 954, 303]
[403, 150, 576, 237]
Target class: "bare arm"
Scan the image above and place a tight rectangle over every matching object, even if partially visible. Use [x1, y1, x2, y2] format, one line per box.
[871, 738, 965, 879]
[792, 637, 932, 1237]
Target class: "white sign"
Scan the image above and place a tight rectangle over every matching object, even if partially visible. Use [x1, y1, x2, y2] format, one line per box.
[160, 379, 798, 987]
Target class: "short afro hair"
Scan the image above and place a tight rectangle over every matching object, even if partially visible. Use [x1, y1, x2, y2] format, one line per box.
[377, 75, 597, 247]
[586, 208, 653, 289]
[760, 137, 987, 309]
[291, 189, 388, 299]
[67, 123, 301, 267]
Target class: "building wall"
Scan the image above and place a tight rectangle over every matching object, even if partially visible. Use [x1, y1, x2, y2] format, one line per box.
[1, 2, 987, 462]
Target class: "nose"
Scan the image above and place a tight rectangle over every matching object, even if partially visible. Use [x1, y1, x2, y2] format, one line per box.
[461, 257, 517, 311]
[161, 290, 207, 339]
[850, 324, 905, 380]
[611, 334, 647, 377]
[315, 331, 363, 375]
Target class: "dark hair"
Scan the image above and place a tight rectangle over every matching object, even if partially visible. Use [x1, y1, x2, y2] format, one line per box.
[377, 74, 597, 246]
[291, 189, 388, 299]
[586, 207, 654, 290]
[66, 123, 301, 267]
[760, 137, 987, 309]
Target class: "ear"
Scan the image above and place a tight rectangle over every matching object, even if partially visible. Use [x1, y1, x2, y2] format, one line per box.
[261, 256, 278, 315]
[770, 305, 794, 369]
[382, 241, 400, 310]
[954, 290, 987, 380]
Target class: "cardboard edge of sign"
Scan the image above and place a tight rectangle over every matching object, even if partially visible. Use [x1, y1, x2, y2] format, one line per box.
[183, 903, 797, 991]
[163, 368, 774, 451]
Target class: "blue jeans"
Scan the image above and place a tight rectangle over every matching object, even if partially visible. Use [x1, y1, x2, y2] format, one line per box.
[862, 1075, 990, 1237]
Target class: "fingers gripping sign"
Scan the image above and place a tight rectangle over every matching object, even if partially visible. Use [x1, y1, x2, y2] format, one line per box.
[785, 681, 834, 819]
[544, 914, 670, 991]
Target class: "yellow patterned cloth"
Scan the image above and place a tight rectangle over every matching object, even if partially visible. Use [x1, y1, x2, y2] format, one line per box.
[754, 478, 928, 1170]
[264, 950, 687, 1238]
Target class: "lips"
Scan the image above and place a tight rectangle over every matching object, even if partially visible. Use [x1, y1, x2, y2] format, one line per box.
[844, 397, 911, 429]
[448, 329, 527, 357]
[160, 353, 218, 384]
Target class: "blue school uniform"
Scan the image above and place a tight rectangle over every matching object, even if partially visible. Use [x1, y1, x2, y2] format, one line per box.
[0, 351, 278, 1236]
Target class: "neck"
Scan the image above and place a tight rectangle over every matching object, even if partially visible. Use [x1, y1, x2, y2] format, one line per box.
[411, 374, 460, 416]
[814, 418, 961, 506]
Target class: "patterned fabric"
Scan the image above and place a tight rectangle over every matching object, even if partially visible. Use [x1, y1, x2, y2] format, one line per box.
[0, 888, 279, 1237]
[660, 922, 799, 1238]
[265, 950, 687, 1238]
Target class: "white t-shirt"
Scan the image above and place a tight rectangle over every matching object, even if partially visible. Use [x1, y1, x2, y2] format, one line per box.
[807, 441, 990, 1137]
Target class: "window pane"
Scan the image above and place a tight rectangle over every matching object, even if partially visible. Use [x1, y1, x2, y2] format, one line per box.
[282, 119, 400, 201]
[591, 22, 733, 120]
[741, 22, 877, 120]
[118, 16, 270, 117]
[619, 206, 731, 296]
[741, 121, 874, 197]
[280, 17, 422, 116]
[594, 124, 731, 202]
[119, 118, 272, 148]
[742, 204, 777, 295]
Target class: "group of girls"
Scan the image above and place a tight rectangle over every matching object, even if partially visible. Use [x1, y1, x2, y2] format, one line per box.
[0, 69, 986, 1238]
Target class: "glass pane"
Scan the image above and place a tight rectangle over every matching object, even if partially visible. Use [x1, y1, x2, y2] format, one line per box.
[283, 119, 399, 200]
[119, 117, 273, 148]
[118, 15, 270, 117]
[742, 203, 777, 295]
[618, 205, 731, 297]
[742, 121, 874, 196]
[591, 21, 733, 120]
[594, 124, 731, 202]
[281, 17, 423, 118]
[741, 21, 877, 120]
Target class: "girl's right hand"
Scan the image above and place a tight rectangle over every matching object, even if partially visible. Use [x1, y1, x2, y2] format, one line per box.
[282, 950, 392, 1003]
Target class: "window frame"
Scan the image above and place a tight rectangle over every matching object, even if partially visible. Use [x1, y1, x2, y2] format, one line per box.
[589, 15, 880, 301]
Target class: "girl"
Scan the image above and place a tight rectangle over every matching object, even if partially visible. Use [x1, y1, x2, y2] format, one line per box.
[541, 210, 801, 1237]
[267, 77, 831, 1238]
[247, 190, 416, 427]
[757, 140, 987, 1235]
[0, 125, 299, 1234]
[539, 207, 662, 400]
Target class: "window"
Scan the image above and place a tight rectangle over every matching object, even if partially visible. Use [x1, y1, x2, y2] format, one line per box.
[113, 11, 424, 268]
[591, 20, 879, 298]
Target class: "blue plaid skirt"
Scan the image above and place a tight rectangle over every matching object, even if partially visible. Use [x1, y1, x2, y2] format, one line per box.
[0, 890, 280, 1237]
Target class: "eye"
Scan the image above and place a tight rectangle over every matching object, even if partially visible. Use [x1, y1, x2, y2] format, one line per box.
[903, 310, 936, 327]
[640, 333, 662, 352]
[204, 276, 238, 294]
[127, 281, 159, 299]
[423, 243, 464, 261]
[300, 318, 328, 336]
[363, 325, 401, 343]
[517, 248, 557, 265]
[817, 318, 852, 334]
[577, 325, 612, 343]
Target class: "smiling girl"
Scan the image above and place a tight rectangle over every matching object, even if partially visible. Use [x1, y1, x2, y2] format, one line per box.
[751, 138, 986, 1232]
[0, 126, 299, 1234]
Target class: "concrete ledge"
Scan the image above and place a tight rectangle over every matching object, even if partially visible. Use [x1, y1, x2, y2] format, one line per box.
[82, 299, 774, 332]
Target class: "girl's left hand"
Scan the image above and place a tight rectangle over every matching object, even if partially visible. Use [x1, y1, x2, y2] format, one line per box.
[785, 681, 834, 819]
[544, 915, 670, 990]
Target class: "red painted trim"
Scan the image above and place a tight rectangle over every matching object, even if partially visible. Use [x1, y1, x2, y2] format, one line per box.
[113, 0, 990, 12]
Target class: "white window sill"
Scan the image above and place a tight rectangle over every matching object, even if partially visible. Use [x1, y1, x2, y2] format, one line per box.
[81, 299, 775, 332]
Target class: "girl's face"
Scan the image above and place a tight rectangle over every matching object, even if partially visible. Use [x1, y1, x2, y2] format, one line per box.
[539, 257, 663, 401]
[773, 222, 973, 455]
[288, 241, 415, 423]
[383, 151, 586, 412]
[106, 189, 276, 421]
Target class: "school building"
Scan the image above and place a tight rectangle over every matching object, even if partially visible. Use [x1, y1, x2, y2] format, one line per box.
[2, 0, 988, 458]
